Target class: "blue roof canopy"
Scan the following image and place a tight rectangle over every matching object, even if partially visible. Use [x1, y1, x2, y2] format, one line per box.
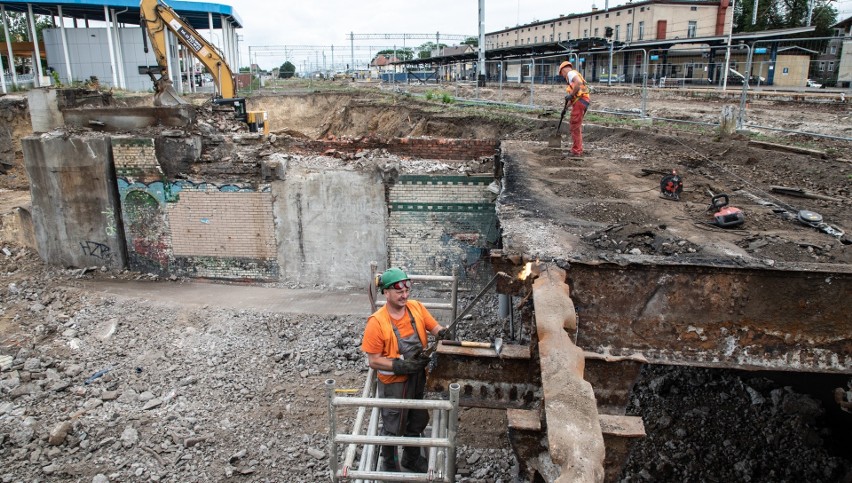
[0, 0, 242, 29]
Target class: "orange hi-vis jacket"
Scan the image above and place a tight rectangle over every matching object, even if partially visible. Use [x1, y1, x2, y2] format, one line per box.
[361, 300, 439, 384]
[566, 69, 591, 104]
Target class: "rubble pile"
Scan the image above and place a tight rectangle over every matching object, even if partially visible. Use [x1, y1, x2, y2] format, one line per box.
[0, 245, 518, 482]
[622, 365, 852, 482]
[582, 224, 702, 257]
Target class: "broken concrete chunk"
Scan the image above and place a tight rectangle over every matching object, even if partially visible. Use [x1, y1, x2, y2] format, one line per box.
[48, 420, 73, 446]
[142, 398, 163, 410]
[306, 447, 326, 460]
[121, 426, 138, 448]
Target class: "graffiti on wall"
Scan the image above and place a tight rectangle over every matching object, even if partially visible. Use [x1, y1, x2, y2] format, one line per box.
[117, 178, 270, 204]
[80, 241, 112, 261]
[123, 190, 171, 274]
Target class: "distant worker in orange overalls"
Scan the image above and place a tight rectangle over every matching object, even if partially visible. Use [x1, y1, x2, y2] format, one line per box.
[558, 61, 591, 157]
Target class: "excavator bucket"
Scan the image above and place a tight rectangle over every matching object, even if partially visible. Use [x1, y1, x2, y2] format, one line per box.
[153, 78, 189, 107]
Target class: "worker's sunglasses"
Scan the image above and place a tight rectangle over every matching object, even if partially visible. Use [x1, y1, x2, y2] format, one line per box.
[388, 280, 412, 291]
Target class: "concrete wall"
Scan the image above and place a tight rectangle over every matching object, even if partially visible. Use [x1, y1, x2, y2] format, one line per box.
[388, 175, 498, 283]
[273, 168, 386, 288]
[27, 90, 65, 133]
[22, 135, 126, 269]
[22, 129, 498, 285]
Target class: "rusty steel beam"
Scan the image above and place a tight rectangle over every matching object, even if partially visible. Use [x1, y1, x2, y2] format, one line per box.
[427, 343, 541, 409]
[532, 264, 605, 482]
[569, 264, 852, 374]
[583, 352, 647, 415]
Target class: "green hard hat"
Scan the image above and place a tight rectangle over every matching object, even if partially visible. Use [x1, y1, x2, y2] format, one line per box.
[379, 267, 409, 292]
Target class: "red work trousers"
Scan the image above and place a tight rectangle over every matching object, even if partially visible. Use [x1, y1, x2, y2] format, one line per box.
[570, 99, 589, 156]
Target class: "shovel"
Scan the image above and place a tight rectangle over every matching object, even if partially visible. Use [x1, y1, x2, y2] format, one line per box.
[549, 97, 570, 148]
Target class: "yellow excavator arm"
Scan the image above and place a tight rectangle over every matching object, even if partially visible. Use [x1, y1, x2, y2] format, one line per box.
[139, 0, 236, 104]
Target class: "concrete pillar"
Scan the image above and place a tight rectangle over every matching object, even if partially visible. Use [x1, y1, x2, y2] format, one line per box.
[57, 6, 73, 84]
[27, 3, 45, 86]
[1, 5, 17, 90]
[720, 105, 736, 136]
[102, 6, 118, 88]
[22, 134, 126, 269]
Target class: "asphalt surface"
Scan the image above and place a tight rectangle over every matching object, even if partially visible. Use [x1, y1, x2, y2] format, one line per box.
[78, 279, 373, 316]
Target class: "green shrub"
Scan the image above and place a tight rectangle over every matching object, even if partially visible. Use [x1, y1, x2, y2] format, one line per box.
[441, 92, 453, 103]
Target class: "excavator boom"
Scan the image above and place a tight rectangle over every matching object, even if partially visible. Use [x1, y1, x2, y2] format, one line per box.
[140, 0, 236, 105]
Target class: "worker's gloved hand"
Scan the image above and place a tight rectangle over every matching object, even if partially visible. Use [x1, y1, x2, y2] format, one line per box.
[437, 328, 451, 340]
[564, 94, 572, 103]
[391, 356, 429, 375]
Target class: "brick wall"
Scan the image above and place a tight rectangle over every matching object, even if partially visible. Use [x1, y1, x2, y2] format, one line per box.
[288, 137, 499, 161]
[112, 137, 278, 280]
[168, 190, 276, 259]
[388, 175, 498, 283]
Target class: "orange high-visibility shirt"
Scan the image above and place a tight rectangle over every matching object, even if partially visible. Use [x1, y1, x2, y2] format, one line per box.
[361, 300, 439, 384]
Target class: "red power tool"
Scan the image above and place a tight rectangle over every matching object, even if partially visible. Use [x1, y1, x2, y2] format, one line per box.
[708, 194, 744, 228]
[660, 170, 683, 201]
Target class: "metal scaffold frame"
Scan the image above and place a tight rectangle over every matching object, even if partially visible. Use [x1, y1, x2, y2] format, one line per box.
[326, 376, 461, 482]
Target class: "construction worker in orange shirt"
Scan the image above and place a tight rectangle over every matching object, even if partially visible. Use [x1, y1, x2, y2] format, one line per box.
[361, 267, 449, 473]
[558, 60, 591, 157]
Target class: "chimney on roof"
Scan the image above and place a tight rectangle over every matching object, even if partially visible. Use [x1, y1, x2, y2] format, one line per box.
[591, 4, 598, 11]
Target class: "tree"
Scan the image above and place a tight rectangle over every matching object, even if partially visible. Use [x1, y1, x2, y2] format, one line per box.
[0, 12, 53, 74]
[416, 42, 447, 59]
[376, 48, 414, 61]
[0, 11, 52, 42]
[279, 61, 296, 78]
[461, 36, 479, 47]
[734, 0, 837, 36]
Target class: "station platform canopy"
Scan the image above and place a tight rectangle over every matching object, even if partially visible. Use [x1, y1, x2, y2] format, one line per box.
[0, 0, 242, 29]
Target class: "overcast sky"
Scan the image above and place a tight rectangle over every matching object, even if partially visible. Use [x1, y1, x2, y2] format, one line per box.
[222, 0, 606, 70]
[218, 0, 852, 71]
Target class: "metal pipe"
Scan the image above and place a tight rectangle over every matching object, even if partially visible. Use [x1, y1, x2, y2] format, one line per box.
[741, 123, 852, 142]
[334, 397, 454, 410]
[342, 368, 376, 470]
[339, 469, 442, 482]
[326, 379, 339, 483]
[450, 266, 458, 326]
[498, 294, 510, 319]
[375, 301, 455, 311]
[427, 408, 442, 477]
[335, 434, 451, 448]
[529, 57, 535, 106]
[640, 49, 648, 118]
[509, 295, 515, 340]
[738, 43, 754, 131]
[447, 383, 460, 480]
[408, 274, 456, 282]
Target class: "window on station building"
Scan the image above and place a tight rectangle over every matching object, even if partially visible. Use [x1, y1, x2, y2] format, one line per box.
[638, 21, 645, 40]
[688, 21, 697, 38]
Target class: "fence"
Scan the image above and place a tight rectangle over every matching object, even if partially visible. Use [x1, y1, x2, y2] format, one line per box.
[378, 36, 851, 141]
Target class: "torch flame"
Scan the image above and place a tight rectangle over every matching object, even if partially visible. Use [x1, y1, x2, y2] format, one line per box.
[518, 262, 532, 280]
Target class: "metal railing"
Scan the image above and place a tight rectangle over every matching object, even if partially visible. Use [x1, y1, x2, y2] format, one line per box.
[326, 377, 461, 482]
[375, 36, 851, 142]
